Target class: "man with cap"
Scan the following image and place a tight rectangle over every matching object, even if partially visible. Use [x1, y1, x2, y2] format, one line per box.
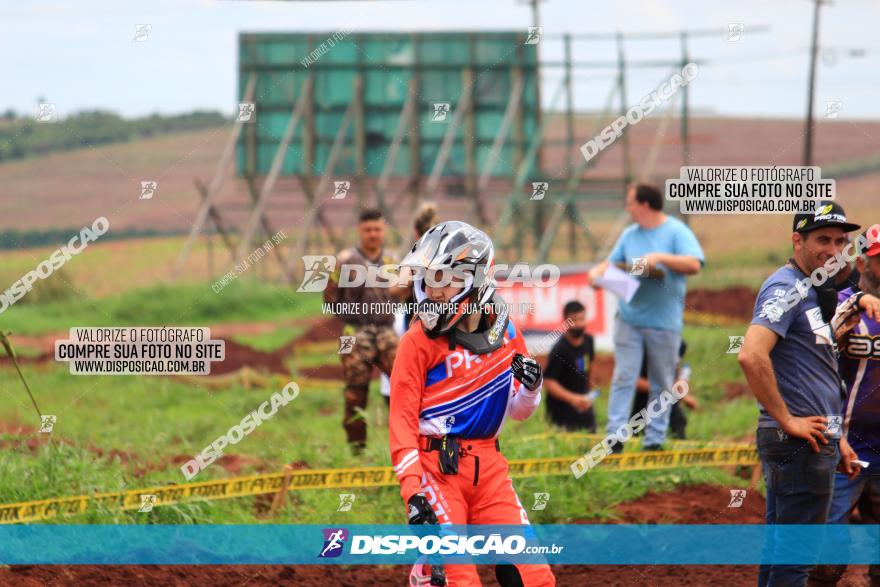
[809, 225, 880, 587]
[738, 201, 874, 587]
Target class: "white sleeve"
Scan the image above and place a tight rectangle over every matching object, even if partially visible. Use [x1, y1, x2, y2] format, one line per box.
[507, 379, 542, 421]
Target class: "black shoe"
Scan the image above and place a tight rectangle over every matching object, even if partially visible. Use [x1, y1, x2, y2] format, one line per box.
[642, 444, 663, 451]
[610, 442, 624, 454]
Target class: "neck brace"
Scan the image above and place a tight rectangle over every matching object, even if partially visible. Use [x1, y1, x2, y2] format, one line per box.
[445, 293, 510, 355]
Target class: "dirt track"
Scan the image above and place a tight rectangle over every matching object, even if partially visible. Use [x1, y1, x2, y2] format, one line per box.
[1, 484, 870, 586]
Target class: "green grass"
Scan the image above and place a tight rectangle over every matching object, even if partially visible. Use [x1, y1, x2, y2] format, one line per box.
[231, 326, 305, 352]
[687, 398, 757, 440]
[0, 281, 323, 335]
[680, 323, 750, 401]
[687, 246, 790, 291]
[293, 350, 338, 370]
[0, 285, 758, 525]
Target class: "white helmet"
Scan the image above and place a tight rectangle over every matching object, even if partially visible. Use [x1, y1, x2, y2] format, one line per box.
[400, 221, 496, 337]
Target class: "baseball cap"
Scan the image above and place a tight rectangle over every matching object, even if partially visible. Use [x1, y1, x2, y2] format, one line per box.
[793, 201, 860, 234]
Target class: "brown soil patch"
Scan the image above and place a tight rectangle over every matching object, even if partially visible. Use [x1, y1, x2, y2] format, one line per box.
[0, 424, 140, 468]
[209, 337, 290, 376]
[0, 318, 310, 358]
[213, 454, 270, 476]
[166, 453, 272, 477]
[211, 318, 312, 339]
[0, 421, 270, 479]
[0, 563, 760, 586]
[293, 317, 383, 381]
[0, 335, 292, 377]
[724, 382, 751, 402]
[298, 363, 345, 380]
[0, 421, 37, 435]
[1, 323, 330, 387]
[686, 287, 756, 323]
[293, 316, 342, 345]
[590, 354, 614, 387]
[0, 352, 54, 368]
[611, 483, 766, 525]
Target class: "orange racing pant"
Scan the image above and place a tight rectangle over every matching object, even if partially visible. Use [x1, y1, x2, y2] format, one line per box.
[415, 435, 556, 587]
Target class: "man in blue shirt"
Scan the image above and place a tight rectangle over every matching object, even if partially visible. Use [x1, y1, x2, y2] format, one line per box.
[738, 202, 863, 587]
[588, 183, 704, 451]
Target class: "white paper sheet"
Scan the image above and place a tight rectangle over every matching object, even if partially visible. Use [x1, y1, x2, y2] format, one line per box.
[592, 264, 641, 303]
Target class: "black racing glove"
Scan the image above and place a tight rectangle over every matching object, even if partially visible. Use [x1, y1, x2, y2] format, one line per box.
[430, 565, 447, 586]
[832, 291, 865, 338]
[511, 353, 542, 392]
[407, 494, 446, 586]
[407, 493, 439, 525]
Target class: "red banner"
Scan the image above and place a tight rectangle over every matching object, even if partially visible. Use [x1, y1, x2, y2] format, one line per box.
[500, 267, 617, 352]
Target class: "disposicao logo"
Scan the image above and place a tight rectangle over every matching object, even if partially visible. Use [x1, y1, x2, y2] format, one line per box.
[319, 528, 349, 558]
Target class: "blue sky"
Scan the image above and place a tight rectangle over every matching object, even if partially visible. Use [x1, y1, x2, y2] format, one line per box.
[1, 0, 878, 120]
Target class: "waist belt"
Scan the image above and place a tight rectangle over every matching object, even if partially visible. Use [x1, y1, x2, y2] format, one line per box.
[420, 436, 500, 452]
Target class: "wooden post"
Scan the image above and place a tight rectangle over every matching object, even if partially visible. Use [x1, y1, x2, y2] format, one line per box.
[424, 88, 473, 197]
[236, 76, 312, 262]
[513, 46, 527, 258]
[354, 43, 366, 212]
[680, 31, 691, 225]
[206, 227, 214, 280]
[289, 90, 357, 279]
[244, 175, 290, 283]
[377, 79, 417, 240]
[172, 74, 257, 278]
[564, 33, 577, 261]
[464, 35, 477, 224]
[528, 31, 543, 253]
[303, 51, 316, 229]
[193, 178, 237, 263]
[617, 32, 632, 185]
[473, 73, 523, 225]
[535, 81, 630, 263]
[409, 33, 422, 214]
[297, 175, 341, 250]
[492, 79, 565, 254]
[268, 464, 296, 517]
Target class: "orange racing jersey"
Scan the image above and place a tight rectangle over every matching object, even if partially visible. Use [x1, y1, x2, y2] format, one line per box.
[389, 317, 542, 502]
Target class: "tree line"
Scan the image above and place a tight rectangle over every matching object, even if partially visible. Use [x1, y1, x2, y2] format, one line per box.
[0, 110, 227, 162]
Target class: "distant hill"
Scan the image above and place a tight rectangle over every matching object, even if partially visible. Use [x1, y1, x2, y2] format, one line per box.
[0, 110, 226, 163]
[1, 115, 878, 253]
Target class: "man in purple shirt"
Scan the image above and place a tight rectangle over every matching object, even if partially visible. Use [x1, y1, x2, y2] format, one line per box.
[811, 231, 880, 586]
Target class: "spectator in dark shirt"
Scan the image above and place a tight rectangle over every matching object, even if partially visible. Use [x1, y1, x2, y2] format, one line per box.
[543, 301, 597, 432]
[630, 341, 694, 439]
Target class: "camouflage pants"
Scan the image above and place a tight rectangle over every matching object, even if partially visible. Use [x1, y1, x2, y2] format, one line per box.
[339, 323, 398, 449]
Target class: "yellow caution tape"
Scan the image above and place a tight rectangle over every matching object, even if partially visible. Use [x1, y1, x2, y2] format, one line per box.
[0, 466, 397, 524]
[0, 446, 757, 524]
[514, 431, 747, 450]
